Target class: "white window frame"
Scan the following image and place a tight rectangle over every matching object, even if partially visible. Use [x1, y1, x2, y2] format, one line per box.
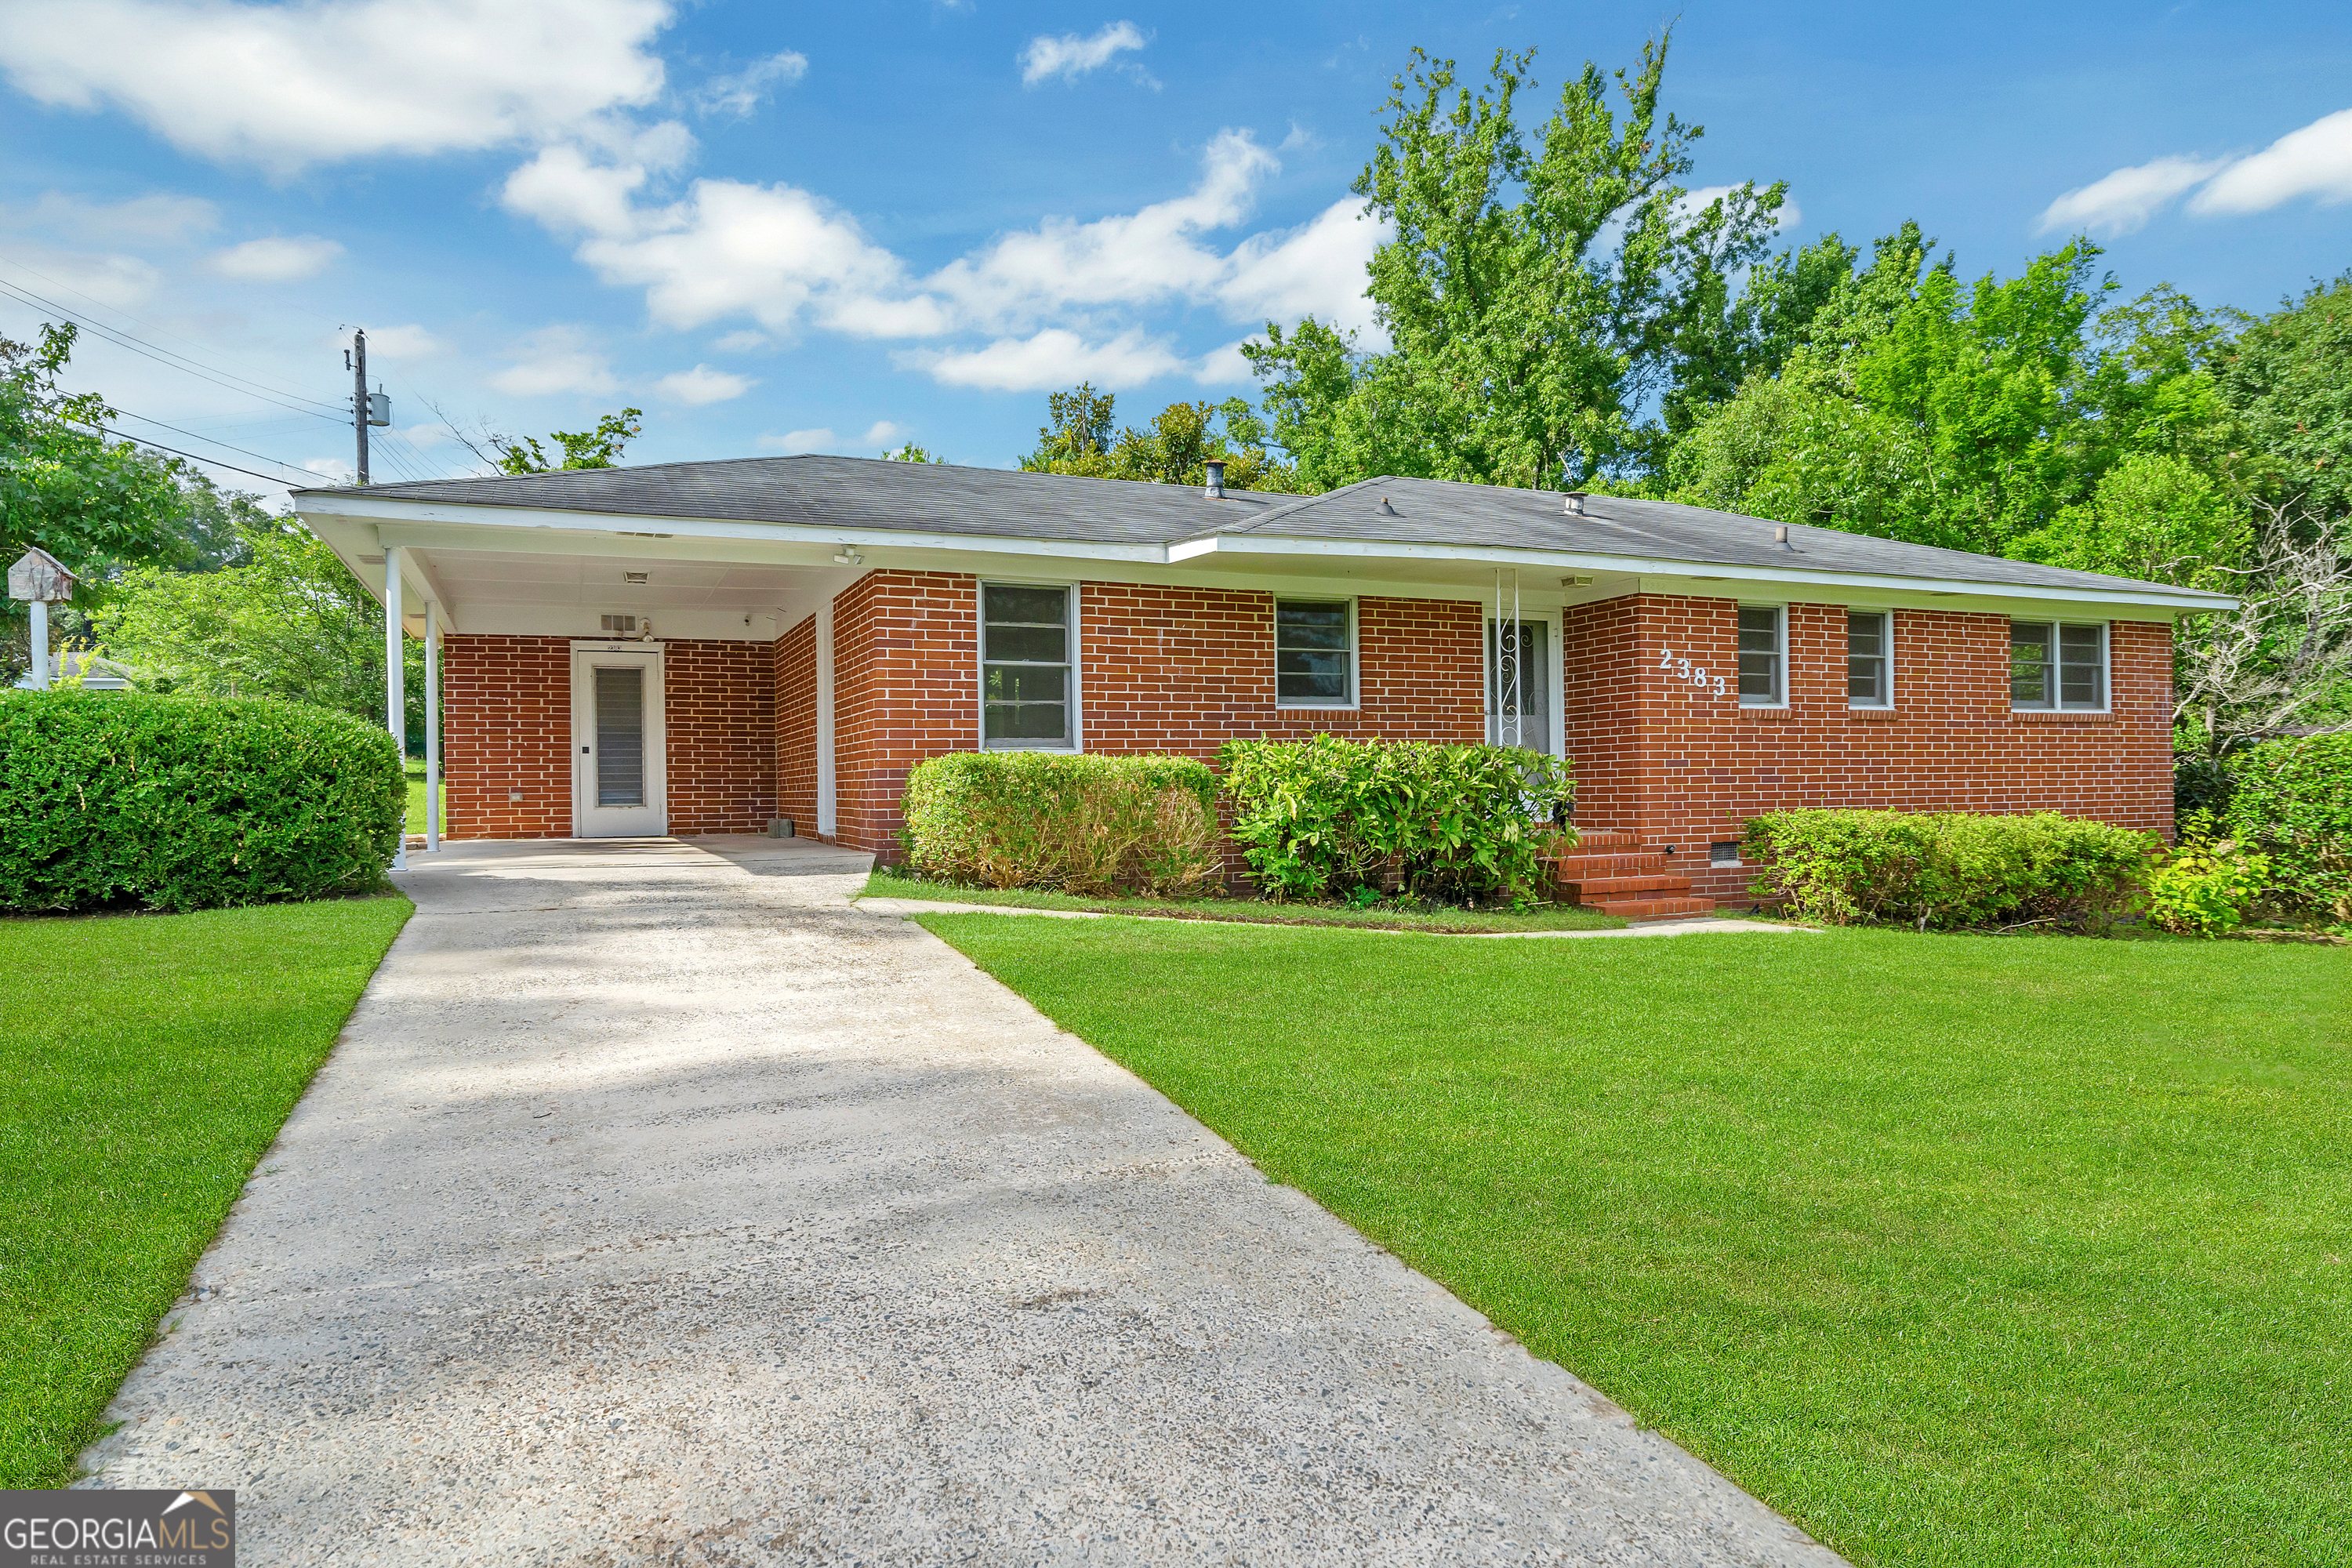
[1847, 608, 1893, 710]
[978, 579, 1082, 751]
[1274, 595, 1359, 710]
[2009, 619, 2111, 713]
[1737, 602, 1787, 710]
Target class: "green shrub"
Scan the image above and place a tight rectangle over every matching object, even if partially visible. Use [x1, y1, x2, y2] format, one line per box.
[2221, 733, 2352, 924]
[2145, 815, 2271, 937]
[1218, 735, 1571, 903]
[900, 751, 1222, 895]
[0, 690, 403, 913]
[1742, 809, 2156, 932]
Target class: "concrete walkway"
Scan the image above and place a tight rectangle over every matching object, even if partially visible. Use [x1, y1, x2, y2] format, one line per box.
[82, 837, 1842, 1566]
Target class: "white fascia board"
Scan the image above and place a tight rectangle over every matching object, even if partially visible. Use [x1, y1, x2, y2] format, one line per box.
[301, 495, 1167, 565]
[1169, 532, 2236, 615]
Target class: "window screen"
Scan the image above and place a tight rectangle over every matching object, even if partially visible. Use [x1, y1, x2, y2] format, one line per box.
[1848, 611, 1889, 706]
[1276, 600, 1353, 705]
[2012, 621, 2106, 711]
[592, 665, 645, 806]
[982, 583, 1073, 747]
[1738, 606, 1784, 706]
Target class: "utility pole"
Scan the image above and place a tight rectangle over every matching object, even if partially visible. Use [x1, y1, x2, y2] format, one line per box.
[344, 328, 390, 484]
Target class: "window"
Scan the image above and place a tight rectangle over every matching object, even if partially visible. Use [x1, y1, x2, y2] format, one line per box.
[1737, 605, 1784, 706]
[1848, 610, 1891, 707]
[982, 583, 1074, 748]
[2010, 621, 2107, 712]
[1276, 599, 1354, 706]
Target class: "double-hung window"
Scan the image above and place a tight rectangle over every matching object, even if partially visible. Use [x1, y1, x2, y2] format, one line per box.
[2010, 621, 2107, 712]
[1848, 610, 1891, 707]
[1276, 599, 1355, 706]
[1738, 605, 1784, 707]
[982, 583, 1075, 747]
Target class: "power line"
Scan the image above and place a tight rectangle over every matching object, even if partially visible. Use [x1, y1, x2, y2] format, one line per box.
[80, 422, 320, 488]
[0, 252, 352, 416]
[108, 407, 336, 481]
[0, 274, 348, 424]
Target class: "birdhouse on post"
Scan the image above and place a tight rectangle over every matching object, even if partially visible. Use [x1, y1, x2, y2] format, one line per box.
[9, 547, 77, 691]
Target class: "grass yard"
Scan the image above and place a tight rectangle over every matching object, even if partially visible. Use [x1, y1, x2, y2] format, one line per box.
[403, 761, 443, 836]
[860, 867, 1624, 933]
[920, 914, 2352, 1566]
[0, 896, 411, 1486]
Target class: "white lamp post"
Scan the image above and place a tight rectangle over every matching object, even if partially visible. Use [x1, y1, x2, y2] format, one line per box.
[8, 548, 77, 690]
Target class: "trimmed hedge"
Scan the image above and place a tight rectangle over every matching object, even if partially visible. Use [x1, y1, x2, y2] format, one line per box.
[1743, 809, 2157, 932]
[2220, 732, 2352, 924]
[901, 751, 1221, 895]
[1219, 735, 1572, 903]
[0, 691, 404, 913]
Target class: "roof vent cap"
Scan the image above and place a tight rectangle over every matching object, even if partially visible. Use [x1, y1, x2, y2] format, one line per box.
[1377, 495, 1399, 517]
[1564, 491, 1589, 516]
[1774, 524, 1797, 552]
[1203, 458, 1226, 500]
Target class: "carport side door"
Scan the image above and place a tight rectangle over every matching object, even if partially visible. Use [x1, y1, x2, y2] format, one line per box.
[571, 646, 667, 837]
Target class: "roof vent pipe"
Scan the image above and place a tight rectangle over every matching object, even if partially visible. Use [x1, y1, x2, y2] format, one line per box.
[1564, 491, 1588, 516]
[1774, 524, 1796, 551]
[1203, 458, 1226, 500]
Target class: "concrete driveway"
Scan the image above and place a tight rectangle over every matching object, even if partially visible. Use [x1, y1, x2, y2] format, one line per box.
[82, 837, 1842, 1566]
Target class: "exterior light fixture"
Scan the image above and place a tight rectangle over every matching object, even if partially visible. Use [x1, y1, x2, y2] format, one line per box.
[833, 546, 863, 566]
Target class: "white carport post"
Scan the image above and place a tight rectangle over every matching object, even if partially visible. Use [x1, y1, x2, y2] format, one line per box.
[424, 601, 442, 852]
[385, 546, 407, 871]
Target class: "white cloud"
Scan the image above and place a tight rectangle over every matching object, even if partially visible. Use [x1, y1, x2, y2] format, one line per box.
[0, 246, 163, 310]
[1019, 21, 1146, 87]
[654, 363, 755, 405]
[761, 427, 836, 451]
[861, 420, 907, 446]
[301, 456, 354, 481]
[929, 129, 1279, 329]
[573, 176, 939, 336]
[2192, 107, 2352, 214]
[913, 328, 1186, 391]
[503, 145, 651, 238]
[24, 190, 216, 243]
[690, 50, 808, 118]
[208, 234, 343, 281]
[360, 324, 448, 358]
[1216, 196, 1385, 336]
[2038, 155, 2228, 237]
[710, 328, 770, 352]
[1192, 339, 1253, 386]
[0, 0, 673, 174]
[489, 326, 617, 397]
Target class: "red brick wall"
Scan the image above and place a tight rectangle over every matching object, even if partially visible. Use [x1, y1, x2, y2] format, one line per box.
[1560, 596, 1645, 834]
[774, 615, 817, 837]
[1566, 595, 2175, 898]
[1080, 583, 1484, 758]
[440, 633, 774, 839]
[831, 571, 982, 851]
[443, 633, 571, 840]
[663, 637, 775, 835]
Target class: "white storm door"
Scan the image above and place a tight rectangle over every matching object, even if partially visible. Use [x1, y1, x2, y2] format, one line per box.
[572, 647, 666, 837]
[1486, 617, 1555, 755]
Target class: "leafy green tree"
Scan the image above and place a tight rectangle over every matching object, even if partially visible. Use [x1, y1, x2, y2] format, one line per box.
[2213, 273, 2352, 525]
[1020, 385, 1297, 492]
[881, 442, 943, 463]
[494, 408, 644, 474]
[1243, 34, 1785, 491]
[1650, 230, 1860, 460]
[96, 517, 426, 749]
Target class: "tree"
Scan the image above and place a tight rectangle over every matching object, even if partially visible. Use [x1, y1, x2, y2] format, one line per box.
[96, 516, 426, 749]
[2213, 273, 2352, 526]
[2174, 497, 2352, 755]
[1243, 33, 1785, 491]
[435, 405, 647, 474]
[882, 442, 943, 463]
[1019, 384, 1298, 491]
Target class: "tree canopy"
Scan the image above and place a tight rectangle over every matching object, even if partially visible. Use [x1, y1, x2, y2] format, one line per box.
[1020, 384, 1297, 492]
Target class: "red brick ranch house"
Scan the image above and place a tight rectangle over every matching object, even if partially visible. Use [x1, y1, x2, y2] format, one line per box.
[292, 457, 2230, 915]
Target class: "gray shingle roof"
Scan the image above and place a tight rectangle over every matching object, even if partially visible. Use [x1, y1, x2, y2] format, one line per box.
[299, 454, 2214, 599]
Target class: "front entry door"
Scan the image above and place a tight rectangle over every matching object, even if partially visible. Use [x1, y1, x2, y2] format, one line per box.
[1486, 618, 1553, 754]
[572, 646, 666, 837]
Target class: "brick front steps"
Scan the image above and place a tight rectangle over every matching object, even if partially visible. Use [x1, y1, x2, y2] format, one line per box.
[1551, 829, 1718, 921]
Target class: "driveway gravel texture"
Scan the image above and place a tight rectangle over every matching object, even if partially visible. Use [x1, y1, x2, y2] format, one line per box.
[79, 837, 1844, 1566]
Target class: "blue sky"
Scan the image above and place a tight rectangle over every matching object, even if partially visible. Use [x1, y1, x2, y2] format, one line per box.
[1, 1, 2347, 501]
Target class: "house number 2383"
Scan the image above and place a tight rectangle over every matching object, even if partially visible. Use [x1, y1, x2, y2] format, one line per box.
[1660, 647, 1729, 699]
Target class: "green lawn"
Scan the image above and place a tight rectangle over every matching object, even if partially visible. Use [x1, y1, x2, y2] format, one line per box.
[0, 896, 412, 1486]
[860, 868, 1624, 933]
[919, 914, 2352, 1566]
[403, 762, 444, 836]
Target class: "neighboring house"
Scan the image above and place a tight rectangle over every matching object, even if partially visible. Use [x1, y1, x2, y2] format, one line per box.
[292, 457, 2230, 906]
